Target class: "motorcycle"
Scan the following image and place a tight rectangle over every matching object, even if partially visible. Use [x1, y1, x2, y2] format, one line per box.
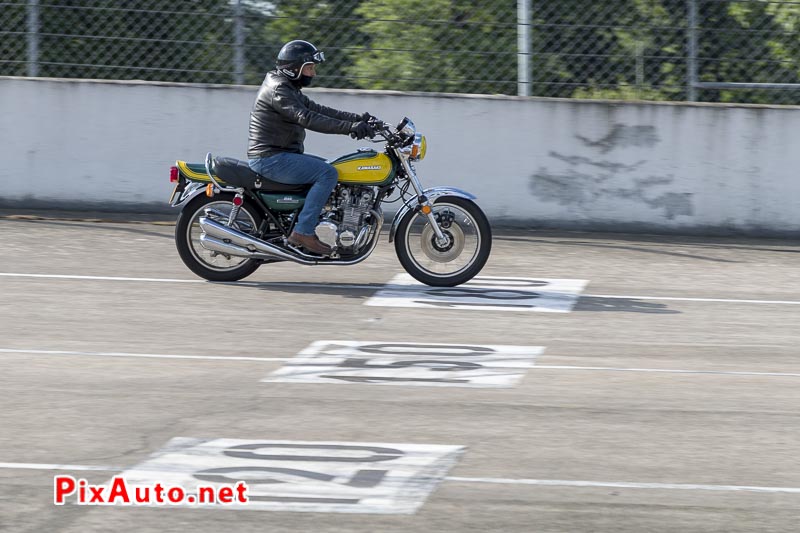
[167, 117, 491, 287]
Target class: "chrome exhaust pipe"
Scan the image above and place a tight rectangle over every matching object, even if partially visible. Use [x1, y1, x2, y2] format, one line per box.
[199, 211, 384, 267]
[199, 233, 257, 257]
[199, 217, 318, 264]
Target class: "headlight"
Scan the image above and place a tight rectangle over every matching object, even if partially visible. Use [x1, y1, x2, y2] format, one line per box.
[410, 133, 427, 161]
[397, 117, 416, 138]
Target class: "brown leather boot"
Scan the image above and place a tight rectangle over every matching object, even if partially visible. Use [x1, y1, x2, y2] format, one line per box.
[288, 231, 333, 255]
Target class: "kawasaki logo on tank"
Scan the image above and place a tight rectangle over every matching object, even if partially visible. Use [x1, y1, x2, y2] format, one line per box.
[357, 165, 382, 171]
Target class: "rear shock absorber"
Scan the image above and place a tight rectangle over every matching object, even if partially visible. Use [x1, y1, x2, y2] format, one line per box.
[227, 191, 244, 227]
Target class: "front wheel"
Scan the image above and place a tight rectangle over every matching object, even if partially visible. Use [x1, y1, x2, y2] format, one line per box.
[395, 196, 492, 287]
[175, 193, 263, 282]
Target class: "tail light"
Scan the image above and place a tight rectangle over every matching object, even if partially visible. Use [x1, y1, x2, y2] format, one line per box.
[169, 166, 179, 183]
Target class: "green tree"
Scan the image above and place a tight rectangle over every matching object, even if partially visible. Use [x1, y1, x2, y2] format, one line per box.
[347, 0, 518, 94]
[0, 3, 29, 76]
[352, 0, 457, 92]
[698, 0, 800, 104]
[8, 0, 274, 84]
[530, 0, 687, 100]
[9, 0, 800, 104]
[264, 0, 367, 89]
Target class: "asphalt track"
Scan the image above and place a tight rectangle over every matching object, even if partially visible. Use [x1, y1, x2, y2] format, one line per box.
[1, 215, 799, 532]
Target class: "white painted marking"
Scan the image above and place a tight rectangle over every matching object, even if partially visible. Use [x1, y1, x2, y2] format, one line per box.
[366, 274, 587, 312]
[0, 348, 291, 362]
[113, 437, 463, 514]
[263, 341, 544, 388]
[2, 271, 800, 305]
[2, 462, 798, 496]
[444, 476, 800, 494]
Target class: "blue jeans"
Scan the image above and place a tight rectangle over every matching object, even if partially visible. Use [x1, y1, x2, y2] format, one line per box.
[249, 152, 338, 236]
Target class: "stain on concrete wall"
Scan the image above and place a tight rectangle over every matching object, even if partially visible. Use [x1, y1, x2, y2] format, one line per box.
[530, 123, 693, 220]
[549, 152, 645, 173]
[575, 124, 660, 153]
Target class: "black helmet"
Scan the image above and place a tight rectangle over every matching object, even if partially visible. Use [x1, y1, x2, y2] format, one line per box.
[276, 40, 325, 79]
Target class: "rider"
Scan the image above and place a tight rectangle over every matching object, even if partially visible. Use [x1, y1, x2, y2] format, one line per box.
[248, 39, 376, 255]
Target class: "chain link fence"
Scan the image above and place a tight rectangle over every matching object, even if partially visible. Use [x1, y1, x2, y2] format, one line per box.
[2, 0, 800, 104]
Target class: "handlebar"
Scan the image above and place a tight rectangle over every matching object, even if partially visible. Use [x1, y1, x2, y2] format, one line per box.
[367, 118, 395, 142]
[352, 117, 410, 148]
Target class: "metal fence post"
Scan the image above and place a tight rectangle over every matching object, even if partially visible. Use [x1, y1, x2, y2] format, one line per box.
[27, 0, 39, 77]
[687, 0, 698, 101]
[233, 0, 245, 85]
[517, 0, 531, 96]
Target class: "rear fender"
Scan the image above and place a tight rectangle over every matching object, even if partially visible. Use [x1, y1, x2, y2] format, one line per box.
[170, 181, 206, 208]
[170, 159, 219, 208]
[388, 187, 477, 243]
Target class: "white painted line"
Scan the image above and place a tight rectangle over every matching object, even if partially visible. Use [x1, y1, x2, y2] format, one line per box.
[583, 293, 800, 305]
[0, 272, 203, 283]
[3, 348, 800, 378]
[2, 271, 800, 306]
[0, 272, 380, 291]
[0, 462, 120, 472]
[532, 365, 800, 378]
[2, 462, 798, 496]
[550, 339, 793, 349]
[444, 476, 800, 494]
[0, 348, 291, 362]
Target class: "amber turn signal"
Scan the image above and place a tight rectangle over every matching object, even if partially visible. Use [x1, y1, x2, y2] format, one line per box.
[205, 184, 215, 197]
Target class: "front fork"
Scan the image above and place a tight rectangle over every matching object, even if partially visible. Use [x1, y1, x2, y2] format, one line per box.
[397, 153, 450, 247]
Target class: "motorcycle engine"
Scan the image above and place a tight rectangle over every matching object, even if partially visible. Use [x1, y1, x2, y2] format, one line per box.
[316, 185, 375, 252]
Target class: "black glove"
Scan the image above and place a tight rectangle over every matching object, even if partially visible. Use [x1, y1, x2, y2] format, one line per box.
[360, 112, 377, 122]
[350, 121, 374, 140]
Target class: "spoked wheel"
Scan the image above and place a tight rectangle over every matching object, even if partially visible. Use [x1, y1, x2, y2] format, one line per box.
[395, 196, 492, 286]
[175, 193, 263, 282]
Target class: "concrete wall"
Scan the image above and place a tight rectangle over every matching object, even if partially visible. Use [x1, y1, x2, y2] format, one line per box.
[2, 76, 799, 236]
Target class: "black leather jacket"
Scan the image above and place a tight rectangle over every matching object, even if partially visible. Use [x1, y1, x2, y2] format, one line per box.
[248, 71, 360, 159]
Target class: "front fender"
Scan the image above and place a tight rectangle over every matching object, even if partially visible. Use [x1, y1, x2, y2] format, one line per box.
[388, 187, 477, 243]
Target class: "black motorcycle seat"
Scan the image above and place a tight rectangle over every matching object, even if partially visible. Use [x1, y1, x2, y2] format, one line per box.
[212, 157, 311, 193]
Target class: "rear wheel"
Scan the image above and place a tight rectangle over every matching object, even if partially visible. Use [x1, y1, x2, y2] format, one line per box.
[175, 193, 263, 282]
[395, 196, 492, 287]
